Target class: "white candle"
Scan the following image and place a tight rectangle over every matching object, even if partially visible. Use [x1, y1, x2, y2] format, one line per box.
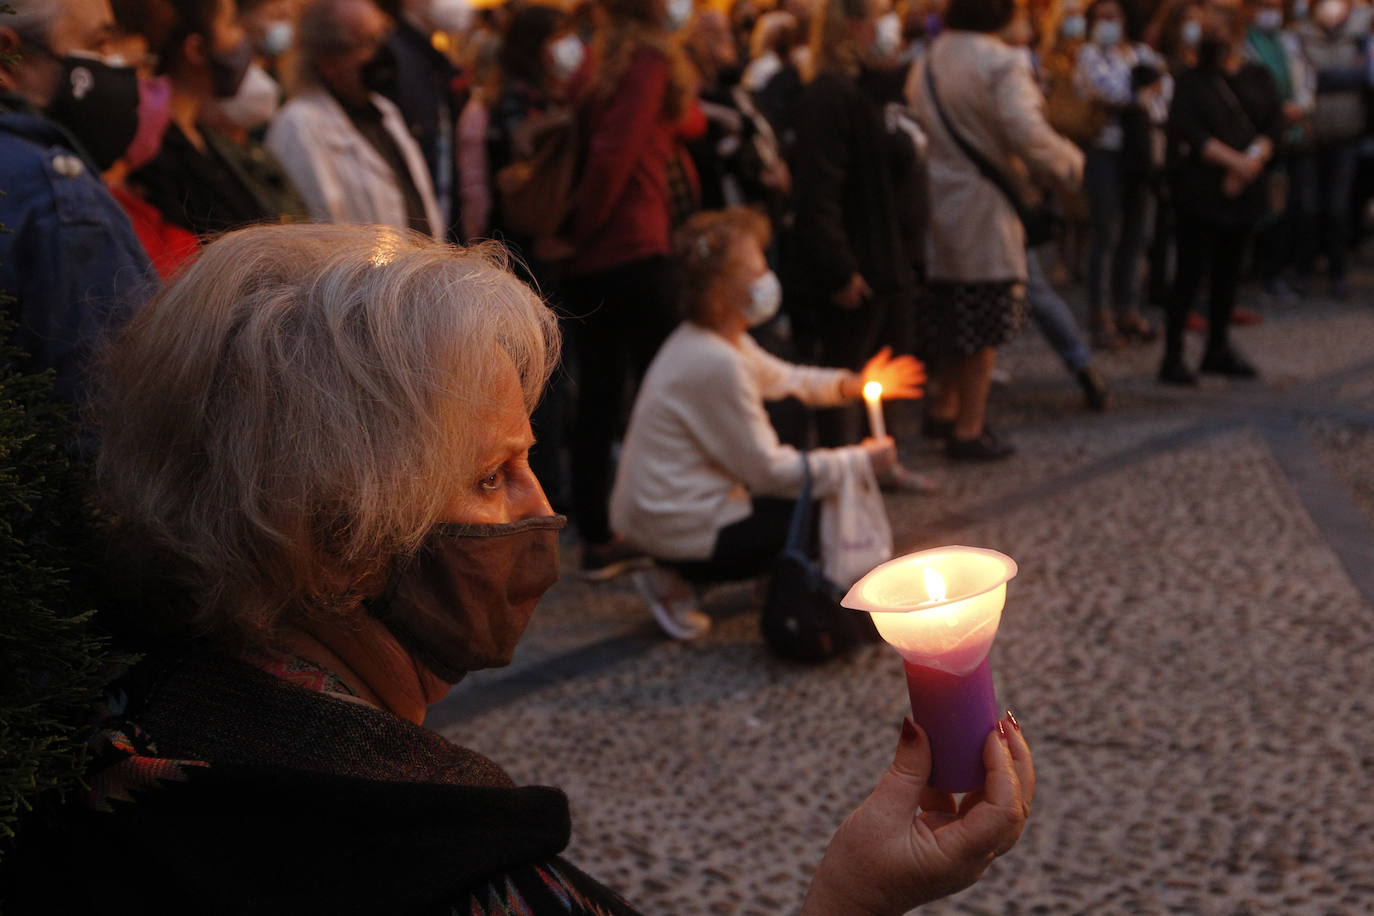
[863, 381, 886, 439]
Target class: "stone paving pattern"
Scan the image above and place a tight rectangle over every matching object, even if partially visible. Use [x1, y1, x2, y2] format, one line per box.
[430, 276, 1374, 914]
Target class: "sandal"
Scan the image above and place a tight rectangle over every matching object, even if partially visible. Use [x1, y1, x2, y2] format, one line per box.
[1116, 312, 1160, 343]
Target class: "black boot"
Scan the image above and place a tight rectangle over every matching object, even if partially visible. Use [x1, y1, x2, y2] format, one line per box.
[1076, 366, 1109, 411]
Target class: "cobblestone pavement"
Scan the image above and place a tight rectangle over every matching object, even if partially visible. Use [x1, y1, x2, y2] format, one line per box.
[428, 272, 1374, 915]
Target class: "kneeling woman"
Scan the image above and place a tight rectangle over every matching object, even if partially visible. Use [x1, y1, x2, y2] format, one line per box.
[611, 208, 925, 640]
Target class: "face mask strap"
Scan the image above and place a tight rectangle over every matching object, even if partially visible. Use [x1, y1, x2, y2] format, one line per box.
[435, 514, 568, 540]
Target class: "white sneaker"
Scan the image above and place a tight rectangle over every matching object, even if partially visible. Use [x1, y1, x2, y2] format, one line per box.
[631, 567, 711, 640]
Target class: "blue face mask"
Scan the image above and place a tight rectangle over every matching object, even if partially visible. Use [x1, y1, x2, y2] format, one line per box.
[1180, 19, 1202, 46]
[1254, 8, 1284, 31]
[742, 270, 782, 326]
[1092, 19, 1123, 46]
[1061, 15, 1087, 38]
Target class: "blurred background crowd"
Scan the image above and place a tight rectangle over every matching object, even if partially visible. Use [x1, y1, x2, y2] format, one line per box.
[4, 0, 1374, 635]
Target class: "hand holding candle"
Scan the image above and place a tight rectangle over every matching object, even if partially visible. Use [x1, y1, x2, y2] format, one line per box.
[842, 546, 1017, 793]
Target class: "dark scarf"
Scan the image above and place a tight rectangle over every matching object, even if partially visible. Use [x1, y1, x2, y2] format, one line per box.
[6, 649, 637, 915]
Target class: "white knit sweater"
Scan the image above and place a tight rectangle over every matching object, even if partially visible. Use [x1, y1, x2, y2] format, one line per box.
[610, 322, 866, 561]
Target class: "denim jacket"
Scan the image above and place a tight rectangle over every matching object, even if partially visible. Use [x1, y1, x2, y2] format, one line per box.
[0, 93, 156, 405]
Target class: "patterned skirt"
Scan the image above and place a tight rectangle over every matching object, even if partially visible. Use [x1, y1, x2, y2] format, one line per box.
[920, 280, 1029, 363]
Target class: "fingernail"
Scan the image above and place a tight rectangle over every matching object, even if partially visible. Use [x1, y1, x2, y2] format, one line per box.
[998, 720, 1008, 740]
[1006, 708, 1020, 731]
[901, 717, 919, 743]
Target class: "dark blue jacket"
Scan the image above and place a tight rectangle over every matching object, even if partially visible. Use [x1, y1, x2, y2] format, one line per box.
[0, 93, 156, 405]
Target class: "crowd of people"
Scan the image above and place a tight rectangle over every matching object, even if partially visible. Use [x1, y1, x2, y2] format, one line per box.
[1, 0, 1371, 906]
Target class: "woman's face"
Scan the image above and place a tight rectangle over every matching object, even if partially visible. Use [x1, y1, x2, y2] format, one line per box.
[440, 358, 553, 526]
[1092, 0, 1124, 26]
[209, 0, 248, 59]
[713, 234, 769, 323]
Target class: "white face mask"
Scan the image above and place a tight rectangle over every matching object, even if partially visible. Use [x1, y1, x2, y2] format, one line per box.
[665, 0, 694, 33]
[260, 20, 294, 57]
[1092, 19, 1123, 46]
[1180, 19, 1202, 46]
[549, 34, 586, 79]
[211, 62, 280, 131]
[1060, 15, 1087, 38]
[428, 0, 474, 34]
[872, 12, 903, 58]
[1254, 8, 1284, 31]
[742, 270, 782, 326]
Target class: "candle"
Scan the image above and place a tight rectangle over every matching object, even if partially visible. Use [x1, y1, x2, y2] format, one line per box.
[842, 546, 1018, 793]
[863, 381, 886, 439]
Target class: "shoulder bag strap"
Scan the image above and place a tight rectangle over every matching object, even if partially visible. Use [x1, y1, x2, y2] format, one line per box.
[924, 57, 1029, 218]
[784, 452, 814, 552]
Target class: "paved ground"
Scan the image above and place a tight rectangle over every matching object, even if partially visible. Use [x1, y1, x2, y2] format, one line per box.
[428, 267, 1374, 915]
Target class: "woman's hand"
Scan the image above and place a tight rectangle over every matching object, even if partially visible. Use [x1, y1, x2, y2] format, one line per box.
[861, 435, 898, 478]
[801, 713, 1034, 916]
[860, 347, 927, 400]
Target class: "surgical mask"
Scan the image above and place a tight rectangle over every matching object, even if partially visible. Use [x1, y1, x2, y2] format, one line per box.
[125, 74, 172, 171]
[1254, 8, 1284, 31]
[872, 12, 903, 58]
[1315, 0, 1347, 27]
[44, 52, 140, 172]
[742, 270, 782, 326]
[428, 0, 474, 34]
[212, 62, 280, 131]
[1092, 19, 1123, 45]
[1292, 0, 1309, 18]
[260, 20, 294, 57]
[666, 0, 694, 33]
[360, 42, 399, 94]
[1180, 19, 1202, 46]
[549, 34, 586, 80]
[209, 35, 255, 98]
[365, 514, 566, 682]
[1060, 15, 1087, 38]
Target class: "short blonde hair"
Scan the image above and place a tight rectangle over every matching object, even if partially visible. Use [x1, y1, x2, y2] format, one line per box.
[97, 224, 559, 653]
[808, 0, 875, 80]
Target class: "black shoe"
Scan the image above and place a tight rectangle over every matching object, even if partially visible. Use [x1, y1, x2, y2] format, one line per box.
[946, 428, 1015, 461]
[1158, 358, 1198, 386]
[1198, 348, 1258, 379]
[1076, 366, 1109, 411]
[922, 414, 955, 440]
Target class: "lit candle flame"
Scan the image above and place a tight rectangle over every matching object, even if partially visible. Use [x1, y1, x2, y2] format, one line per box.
[863, 381, 883, 402]
[924, 567, 947, 603]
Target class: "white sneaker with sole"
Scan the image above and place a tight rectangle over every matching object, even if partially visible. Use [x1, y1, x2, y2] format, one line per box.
[631, 567, 711, 640]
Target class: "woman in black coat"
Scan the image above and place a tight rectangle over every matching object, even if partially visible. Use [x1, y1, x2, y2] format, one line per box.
[1159, 3, 1283, 384]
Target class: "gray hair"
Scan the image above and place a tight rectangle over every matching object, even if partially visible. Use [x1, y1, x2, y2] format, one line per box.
[5, 0, 65, 46]
[97, 223, 560, 653]
[290, 0, 374, 93]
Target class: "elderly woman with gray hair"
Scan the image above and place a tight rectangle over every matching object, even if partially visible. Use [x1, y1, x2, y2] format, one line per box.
[11, 224, 1033, 914]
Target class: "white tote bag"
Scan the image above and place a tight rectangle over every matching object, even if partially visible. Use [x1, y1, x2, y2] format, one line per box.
[819, 452, 894, 588]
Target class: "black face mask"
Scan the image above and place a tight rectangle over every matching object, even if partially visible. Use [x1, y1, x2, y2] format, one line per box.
[209, 36, 255, 98]
[1197, 36, 1231, 71]
[359, 42, 398, 94]
[364, 514, 566, 682]
[45, 53, 140, 172]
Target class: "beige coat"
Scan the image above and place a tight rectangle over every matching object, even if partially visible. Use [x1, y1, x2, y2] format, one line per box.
[908, 32, 1083, 284]
[265, 89, 443, 239]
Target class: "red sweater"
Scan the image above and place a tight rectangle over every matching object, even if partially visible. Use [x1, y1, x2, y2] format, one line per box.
[568, 47, 700, 276]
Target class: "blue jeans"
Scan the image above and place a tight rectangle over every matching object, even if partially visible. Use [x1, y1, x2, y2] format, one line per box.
[1026, 248, 1093, 373]
[1084, 147, 1150, 316]
[1292, 139, 1359, 282]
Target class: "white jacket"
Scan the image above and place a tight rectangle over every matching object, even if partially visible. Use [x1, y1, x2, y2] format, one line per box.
[610, 322, 866, 562]
[265, 88, 443, 238]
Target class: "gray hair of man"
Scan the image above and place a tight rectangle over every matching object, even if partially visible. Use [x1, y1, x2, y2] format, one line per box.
[287, 0, 381, 94]
[96, 223, 560, 654]
[2, 0, 64, 46]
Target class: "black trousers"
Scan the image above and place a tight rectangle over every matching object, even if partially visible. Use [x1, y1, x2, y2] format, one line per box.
[666, 497, 805, 584]
[564, 256, 676, 544]
[1165, 214, 1249, 363]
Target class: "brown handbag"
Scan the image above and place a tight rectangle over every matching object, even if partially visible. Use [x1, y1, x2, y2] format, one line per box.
[495, 108, 582, 238]
[1045, 66, 1109, 146]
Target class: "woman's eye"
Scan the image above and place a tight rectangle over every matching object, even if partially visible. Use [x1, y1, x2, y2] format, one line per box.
[479, 469, 505, 492]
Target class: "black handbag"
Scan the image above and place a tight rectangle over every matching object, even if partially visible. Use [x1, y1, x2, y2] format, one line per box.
[924, 62, 1057, 247]
[760, 454, 879, 663]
